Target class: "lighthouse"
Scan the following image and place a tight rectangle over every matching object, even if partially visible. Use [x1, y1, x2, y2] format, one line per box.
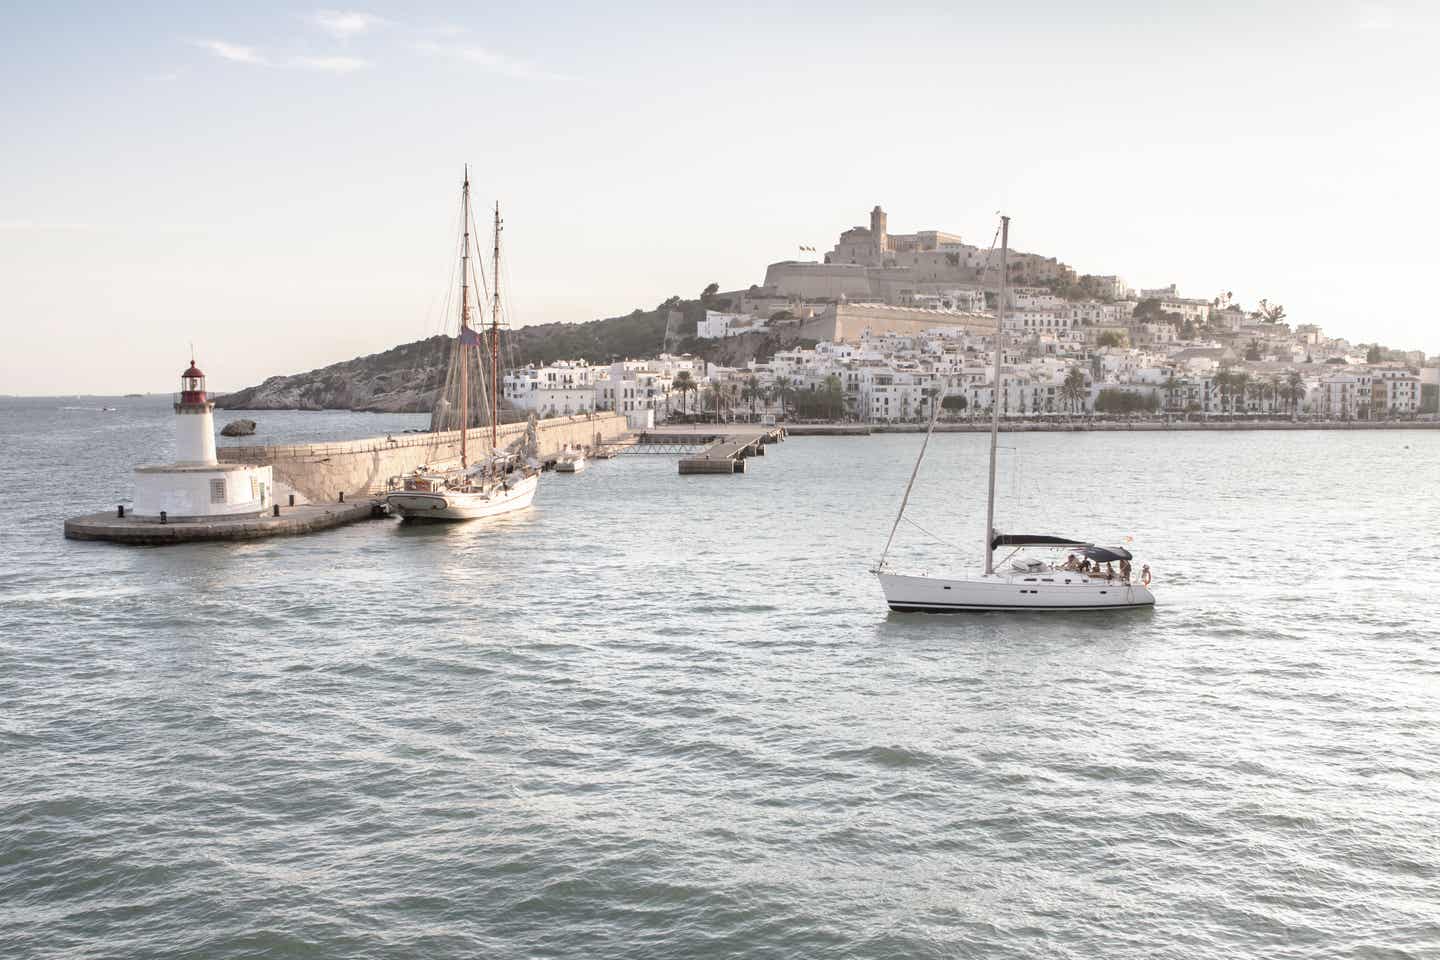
[131, 356, 272, 521]
[175, 359, 218, 465]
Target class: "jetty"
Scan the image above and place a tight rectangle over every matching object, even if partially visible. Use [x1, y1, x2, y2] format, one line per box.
[64, 499, 382, 545]
[623, 425, 787, 474]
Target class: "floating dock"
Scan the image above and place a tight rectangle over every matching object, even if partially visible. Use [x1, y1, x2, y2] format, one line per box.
[671, 426, 786, 475]
[63, 500, 382, 545]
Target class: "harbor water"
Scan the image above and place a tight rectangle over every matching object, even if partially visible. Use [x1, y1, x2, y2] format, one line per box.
[3, 396, 1439, 958]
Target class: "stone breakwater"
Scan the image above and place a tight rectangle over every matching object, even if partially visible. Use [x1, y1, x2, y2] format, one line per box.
[64, 501, 379, 545]
[218, 413, 627, 502]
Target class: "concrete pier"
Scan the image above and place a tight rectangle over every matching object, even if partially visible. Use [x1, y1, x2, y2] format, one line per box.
[672, 426, 786, 475]
[64, 500, 381, 545]
[218, 412, 628, 503]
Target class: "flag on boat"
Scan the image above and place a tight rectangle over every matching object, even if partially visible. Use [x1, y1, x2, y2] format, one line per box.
[458, 326, 484, 346]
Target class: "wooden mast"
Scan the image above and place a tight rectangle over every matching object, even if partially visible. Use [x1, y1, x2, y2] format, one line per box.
[984, 215, 1009, 575]
[460, 167, 472, 470]
[491, 201, 502, 450]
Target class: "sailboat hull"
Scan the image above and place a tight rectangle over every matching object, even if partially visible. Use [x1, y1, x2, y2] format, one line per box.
[877, 571, 1155, 613]
[387, 473, 539, 522]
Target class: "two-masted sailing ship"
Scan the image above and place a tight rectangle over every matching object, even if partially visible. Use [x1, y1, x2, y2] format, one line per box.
[874, 215, 1157, 612]
[385, 170, 540, 522]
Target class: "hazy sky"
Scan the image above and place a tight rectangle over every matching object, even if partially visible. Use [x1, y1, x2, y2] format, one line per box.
[3, 1, 1437, 394]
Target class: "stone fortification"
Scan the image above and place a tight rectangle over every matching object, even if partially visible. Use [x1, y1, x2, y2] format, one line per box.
[218, 412, 627, 502]
[799, 303, 997, 343]
[763, 261, 873, 301]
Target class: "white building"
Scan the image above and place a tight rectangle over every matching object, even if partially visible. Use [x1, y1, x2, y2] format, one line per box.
[696, 310, 767, 339]
[1009, 287, 1067, 310]
[593, 360, 677, 428]
[1159, 298, 1213, 326]
[503, 361, 598, 417]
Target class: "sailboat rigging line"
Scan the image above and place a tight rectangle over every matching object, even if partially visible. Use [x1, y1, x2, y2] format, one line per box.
[465, 244, 494, 431]
[902, 515, 965, 551]
[877, 388, 945, 568]
[426, 201, 465, 341]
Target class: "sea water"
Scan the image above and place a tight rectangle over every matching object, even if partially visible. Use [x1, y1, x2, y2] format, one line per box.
[2, 396, 1438, 958]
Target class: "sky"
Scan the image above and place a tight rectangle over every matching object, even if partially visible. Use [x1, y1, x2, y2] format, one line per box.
[2, 1, 1438, 394]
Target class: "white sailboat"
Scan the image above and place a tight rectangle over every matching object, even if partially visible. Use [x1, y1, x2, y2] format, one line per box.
[387, 170, 541, 523]
[874, 215, 1156, 613]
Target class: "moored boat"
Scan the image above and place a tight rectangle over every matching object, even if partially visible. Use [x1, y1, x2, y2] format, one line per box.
[554, 448, 587, 473]
[387, 168, 540, 523]
[387, 459, 538, 521]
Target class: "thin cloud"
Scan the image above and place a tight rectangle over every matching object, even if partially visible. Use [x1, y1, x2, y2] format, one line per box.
[194, 39, 268, 65]
[417, 41, 565, 80]
[308, 10, 385, 38]
[293, 55, 370, 73]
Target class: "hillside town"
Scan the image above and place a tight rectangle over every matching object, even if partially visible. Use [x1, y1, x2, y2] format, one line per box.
[501, 205, 1439, 428]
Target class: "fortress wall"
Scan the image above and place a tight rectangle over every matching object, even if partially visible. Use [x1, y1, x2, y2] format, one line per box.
[763, 262, 874, 300]
[217, 412, 627, 502]
[800, 305, 998, 343]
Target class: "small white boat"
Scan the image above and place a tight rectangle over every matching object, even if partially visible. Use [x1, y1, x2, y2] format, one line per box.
[555, 449, 587, 473]
[874, 214, 1156, 614]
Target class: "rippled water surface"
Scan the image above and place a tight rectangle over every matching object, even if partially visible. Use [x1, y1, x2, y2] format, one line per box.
[3, 397, 1439, 959]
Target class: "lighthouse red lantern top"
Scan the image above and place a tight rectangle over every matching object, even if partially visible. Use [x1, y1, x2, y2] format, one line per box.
[179, 359, 207, 405]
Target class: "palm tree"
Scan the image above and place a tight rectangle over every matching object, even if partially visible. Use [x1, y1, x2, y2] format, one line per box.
[1233, 372, 1252, 414]
[1214, 368, 1245, 414]
[743, 374, 762, 422]
[673, 370, 695, 417]
[1062, 365, 1087, 414]
[773, 376, 794, 418]
[1161, 373, 1182, 413]
[822, 374, 844, 420]
[1288, 371, 1305, 418]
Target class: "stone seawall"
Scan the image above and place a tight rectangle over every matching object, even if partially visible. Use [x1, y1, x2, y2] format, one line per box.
[217, 413, 628, 502]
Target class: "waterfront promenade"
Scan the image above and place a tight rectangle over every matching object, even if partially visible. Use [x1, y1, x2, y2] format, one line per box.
[784, 418, 1440, 435]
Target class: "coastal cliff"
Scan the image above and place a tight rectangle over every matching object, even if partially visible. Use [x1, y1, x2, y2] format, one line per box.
[217, 336, 451, 412]
[217, 294, 807, 412]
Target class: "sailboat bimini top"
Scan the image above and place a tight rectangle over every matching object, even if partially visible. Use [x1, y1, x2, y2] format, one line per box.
[989, 535, 1135, 563]
[1083, 545, 1134, 562]
[990, 534, 1088, 549]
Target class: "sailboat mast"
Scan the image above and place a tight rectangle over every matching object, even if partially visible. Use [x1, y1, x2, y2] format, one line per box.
[491, 202, 502, 449]
[984, 215, 1009, 576]
[460, 167, 472, 470]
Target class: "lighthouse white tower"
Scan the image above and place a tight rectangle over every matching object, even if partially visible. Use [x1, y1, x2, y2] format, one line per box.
[131, 356, 272, 521]
[175, 360, 218, 465]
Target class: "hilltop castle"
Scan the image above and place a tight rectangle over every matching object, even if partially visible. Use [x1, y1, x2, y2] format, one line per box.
[760, 204, 1076, 306]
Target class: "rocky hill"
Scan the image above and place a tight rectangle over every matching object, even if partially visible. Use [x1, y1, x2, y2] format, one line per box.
[217, 295, 808, 412]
